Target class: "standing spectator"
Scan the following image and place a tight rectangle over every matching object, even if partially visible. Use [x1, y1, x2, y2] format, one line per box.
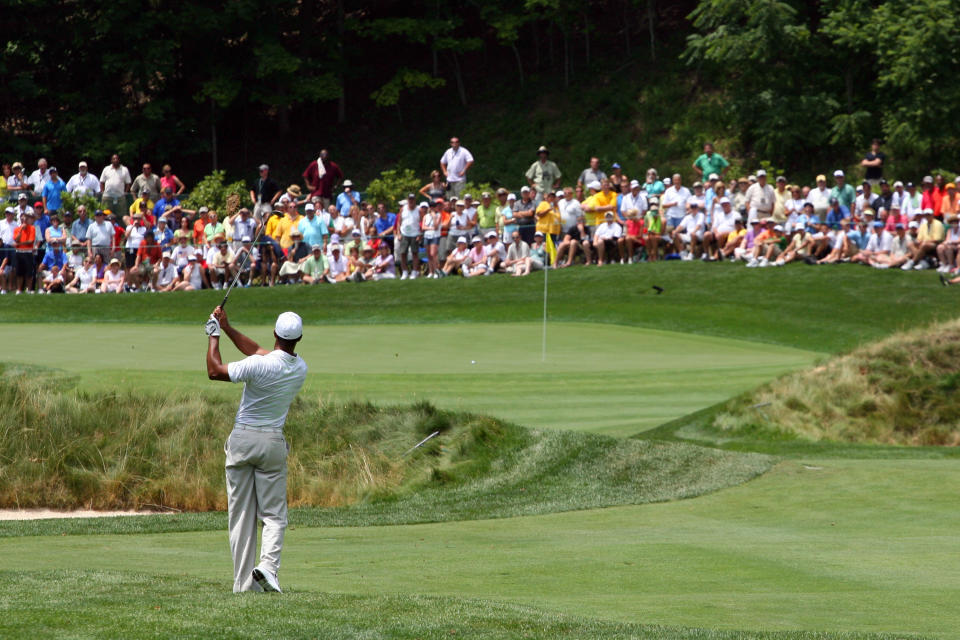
[419, 170, 447, 201]
[131, 163, 163, 201]
[7, 162, 27, 199]
[129, 188, 156, 218]
[902, 182, 921, 219]
[808, 175, 831, 218]
[475, 192, 498, 237]
[525, 146, 562, 198]
[250, 164, 282, 222]
[830, 170, 856, 209]
[150, 187, 181, 226]
[642, 168, 665, 197]
[100, 154, 132, 214]
[13, 211, 37, 294]
[0, 207, 17, 294]
[335, 180, 360, 217]
[577, 157, 607, 188]
[396, 199, 423, 280]
[374, 204, 397, 248]
[0, 164, 9, 201]
[854, 181, 880, 219]
[692, 142, 730, 180]
[26, 158, 50, 195]
[447, 200, 472, 246]
[41, 167, 66, 213]
[661, 173, 691, 229]
[514, 186, 537, 243]
[876, 179, 894, 214]
[123, 213, 149, 280]
[534, 190, 562, 245]
[160, 164, 185, 195]
[609, 163, 627, 192]
[745, 170, 775, 222]
[67, 161, 101, 197]
[231, 208, 258, 251]
[496, 189, 518, 245]
[203, 209, 226, 246]
[860, 139, 886, 186]
[302, 149, 343, 206]
[440, 137, 474, 198]
[920, 176, 940, 217]
[87, 210, 114, 262]
[44, 213, 66, 246]
[421, 200, 442, 278]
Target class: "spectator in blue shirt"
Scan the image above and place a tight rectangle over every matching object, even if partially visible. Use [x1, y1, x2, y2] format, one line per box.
[153, 187, 181, 221]
[297, 204, 329, 246]
[336, 180, 361, 216]
[374, 203, 397, 247]
[154, 218, 174, 249]
[41, 238, 68, 271]
[71, 205, 92, 245]
[41, 167, 67, 212]
[825, 198, 849, 227]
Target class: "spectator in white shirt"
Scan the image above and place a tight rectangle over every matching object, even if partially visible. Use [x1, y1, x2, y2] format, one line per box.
[154, 252, 179, 291]
[661, 173, 691, 229]
[555, 186, 588, 268]
[66, 161, 101, 197]
[99, 154, 132, 214]
[745, 170, 776, 221]
[592, 212, 624, 265]
[0, 207, 18, 294]
[703, 198, 737, 261]
[26, 158, 50, 195]
[807, 174, 831, 217]
[396, 196, 422, 280]
[673, 202, 706, 260]
[323, 243, 349, 283]
[440, 137, 474, 198]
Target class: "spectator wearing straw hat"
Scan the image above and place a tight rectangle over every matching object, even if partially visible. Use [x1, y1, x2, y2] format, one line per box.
[525, 146, 562, 200]
[102, 257, 125, 293]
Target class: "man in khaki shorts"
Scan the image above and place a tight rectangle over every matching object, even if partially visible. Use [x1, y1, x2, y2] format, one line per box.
[205, 307, 308, 593]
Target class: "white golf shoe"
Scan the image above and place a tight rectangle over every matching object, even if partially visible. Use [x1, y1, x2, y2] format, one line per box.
[252, 566, 282, 593]
[900, 259, 914, 271]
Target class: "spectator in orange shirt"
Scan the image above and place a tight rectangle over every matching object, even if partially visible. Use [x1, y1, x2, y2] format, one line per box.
[133, 229, 163, 290]
[193, 207, 209, 245]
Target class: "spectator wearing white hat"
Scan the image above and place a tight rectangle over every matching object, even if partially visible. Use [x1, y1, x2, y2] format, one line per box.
[871, 223, 912, 269]
[619, 179, 648, 224]
[703, 197, 737, 261]
[230, 235, 260, 286]
[153, 252, 178, 291]
[830, 170, 856, 209]
[852, 221, 892, 267]
[322, 243, 349, 283]
[335, 179, 360, 217]
[396, 196, 423, 280]
[484, 230, 505, 274]
[673, 201, 705, 260]
[440, 137, 473, 198]
[495, 188, 518, 245]
[555, 187, 588, 268]
[448, 200, 473, 245]
[174, 254, 204, 291]
[67, 161, 101, 197]
[463, 237, 489, 277]
[421, 200, 442, 278]
[744, 170, 775, 222]
[592, 211, 624, 266]
[0, 207, 18, 294]
[102, 257, 125, 293]
[441, 235, 471, 276]
[367, 242, 396, 280]
[904, 209, 944, 270]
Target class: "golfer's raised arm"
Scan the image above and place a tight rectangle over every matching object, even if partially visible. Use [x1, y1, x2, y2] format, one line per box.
[214, 306, 269, 356]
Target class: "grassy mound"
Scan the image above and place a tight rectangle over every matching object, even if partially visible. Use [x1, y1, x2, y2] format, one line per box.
[0, 365, 772, 533]
[2, 570, 912, 640]
[710, 319, 960, 446]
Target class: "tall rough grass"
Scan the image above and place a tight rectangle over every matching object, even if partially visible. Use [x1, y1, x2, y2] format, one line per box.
[713, 318, 960, 446]
[0, 368, 452, 511]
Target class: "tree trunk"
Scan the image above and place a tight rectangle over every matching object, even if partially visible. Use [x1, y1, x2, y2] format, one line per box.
[452, 52, 467, 106]
[583, 13, 590, 66]
[511, 43, 525, 88]
[647, 0, 656, 62]
[337, 0, 346, 124]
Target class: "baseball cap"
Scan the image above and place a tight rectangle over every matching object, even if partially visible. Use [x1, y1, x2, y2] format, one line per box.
[873, 221, 884, 228]
[291, 228, 302, 236]
[48, 167, 57, 173]
[534, 231, 544, 237]
[481, 191, 491, 198]
[351, 229, 360, 236]
[863, 208, 875, 217]
[776, 176, 786, 182]
[537, 145, 549, 154]
[816, 174, 826, 182]
[161, 251, 171, 258]
[773, 224, 784, 231]
[471, 236, 482, 244]
[611, 162, 621, 169]
[141, 187, 150, 194]
[258, 164, 269, 171]
[708, 173, 719, 181]
[689, 201, 699, 208]
[893, 181, 904, 188]
[520, 186, 530, 193]
[330, 243, 342, 251]
[923, 208, 934, 215]
[274, 312, 303, 341]
[456, 236, 467, 244]
[756, 169, 767, 177]
[496, 187, 508, 195]
[199, 206, 209, 214]
[109, 258, 120, 265]
[463, 194, 473, 200]
[555, 190, 565, 197]
[305, 203, 315, 211]
[909, 221, 920, 228]
[692, 181, 703, 189]
[604, 211, 614, 219]
[18, 193, 27, 200]
[94, 209, 104, 216]
[923, 175, 934, 183]
[407, 193, 416, 200]
[895, 223, 905, 229]
[629, 180, 640, 189]
[719, 197, 731, 205]
[418, 201, 428, 209]
[485, 231, 498, 239]
[78, 161, 87, 168]
[833, 170, 844, 177]
[507, 193, 517, 201]
[188, 254, 197, 260]
[587, 180, 602, 191]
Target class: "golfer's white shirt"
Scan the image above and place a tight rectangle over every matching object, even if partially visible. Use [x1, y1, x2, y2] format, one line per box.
[228, 350, 308, 429]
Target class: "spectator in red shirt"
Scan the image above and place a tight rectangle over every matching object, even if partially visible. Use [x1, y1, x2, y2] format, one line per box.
[133, 229, 162, 290]
[302, 149, 343, 207]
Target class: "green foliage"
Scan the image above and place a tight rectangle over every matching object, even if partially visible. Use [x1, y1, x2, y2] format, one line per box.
[370, 69, 445, 107]
[180, 171, 247, 218]
[364, 168, 423, 206]
[59, 191, 100, 215]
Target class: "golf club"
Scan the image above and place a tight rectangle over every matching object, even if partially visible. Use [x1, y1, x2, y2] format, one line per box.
[402, 431, 440, 457]
[219, 216, 268, 309]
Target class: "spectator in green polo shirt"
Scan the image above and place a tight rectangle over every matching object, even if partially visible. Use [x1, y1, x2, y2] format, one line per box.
[692, 143, 729, 180]
[830, 169, 856, 209]
[475, 192, 498, 236]
[203, 210, 225, 245]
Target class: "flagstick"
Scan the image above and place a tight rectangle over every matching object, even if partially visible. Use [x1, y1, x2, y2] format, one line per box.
[542, 252, 548, 363]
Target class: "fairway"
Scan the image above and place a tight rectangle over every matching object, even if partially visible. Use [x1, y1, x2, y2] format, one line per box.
[6, 459, 959, 638]
[0, 321, 818, 436]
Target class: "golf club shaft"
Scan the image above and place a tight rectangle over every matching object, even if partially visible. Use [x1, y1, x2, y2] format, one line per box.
[220, 218, 268, 309]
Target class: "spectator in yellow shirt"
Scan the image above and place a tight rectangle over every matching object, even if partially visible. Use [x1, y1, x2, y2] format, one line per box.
[581, 178, 618, 228]
[910, 208, 944, 269]
[535, 191, 562, 238]
[277, 203, 303, 250]
[129, 188, 155, 218]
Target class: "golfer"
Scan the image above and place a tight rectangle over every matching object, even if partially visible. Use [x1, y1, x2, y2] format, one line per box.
[205, 306, 308, 593]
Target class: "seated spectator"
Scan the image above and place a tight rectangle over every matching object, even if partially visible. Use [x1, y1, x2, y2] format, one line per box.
[65, 256, 97, 294]
[825, 198, 849, 226]
[67, 243, 84, 270]
[872, 223, 913, 269]
[102, 257, 125, 293]
[904, 209, 944, 270]
[484, 231, 505, 274]
[503, 230, 529, 275]
[852, 222, 892, 266]
[207, 238, 236, 289]
[276, 229, 310, 283]
[299, 244, 327, 284]
[618, 196, 646, 264]
[154, 187, 183, 226]
[534, 190, 561, 245]
[349, 245, 375, 282]
[39, 238, 68, 279]
[745, 223, 786, 267]
[170, 234, 195, 274]
[775, 223, 814, 266]
[41, 264, 65, 294]
[717, 217, 746, 261]
[703, 197, 736, 261]
[230, 235, 259, 286]
[173, 254, 203, 291]
[130, 228, 161, 290]
[592, 211, 624, 266]
[513, 231, 547, 276]
[366, 241, 396, 280]
[816, 220, 853, 265]
[734, 219, 762, 261]
[672, 202, 705, 261]
[464, 237, 490, 277]
[154, 252, 179, 292]
[643, 196, 664, 261]
[555, 187, 588, 267]
[884, 204, 908, 232]
[441, 236, 470, 276]
[323, 243, 349, 283]
[936, 218, 960, 274]
[374, 203, 397, 247]
[130, 188, 155, 218]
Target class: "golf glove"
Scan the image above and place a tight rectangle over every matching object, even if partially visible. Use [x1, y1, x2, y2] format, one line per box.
[205, 315, 221, 337]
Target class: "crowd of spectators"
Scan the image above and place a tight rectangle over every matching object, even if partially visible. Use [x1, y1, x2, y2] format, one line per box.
[1, 138, 954, 294]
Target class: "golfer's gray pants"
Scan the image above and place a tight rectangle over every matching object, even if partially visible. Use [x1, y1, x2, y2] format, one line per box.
[225, 425, 289, 593]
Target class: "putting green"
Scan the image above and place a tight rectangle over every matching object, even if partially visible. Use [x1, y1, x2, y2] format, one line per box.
[0, 322, 818, 436]
[8, 459, 959, 637]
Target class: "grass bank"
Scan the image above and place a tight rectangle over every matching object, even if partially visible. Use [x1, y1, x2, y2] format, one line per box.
[2, 571, 916, 640]
[0, 366, 771, 534]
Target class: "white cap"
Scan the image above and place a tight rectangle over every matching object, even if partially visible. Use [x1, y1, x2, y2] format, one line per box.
[833, 170, 844, 177]
[708, 173, 719, 181]
[893, 180, 903, 188]
[305, 203, 315, 211]
[908, 221, 920, 229]
[756, 169, 767, 177]
[555, 190, 565, 197]
[520, 186, 530, 193]
[342, 179, 353, 187]
[456, 236, 467, 243]
[663, 177, 672, 185]
[719, 197, 731, 205]
[162, 251, 171, 258]
[485, 231, 497, 239]
[507, 193, 517, 201]
[773, 224, 784, 232]
[587, 180, 602, 190]
[629, 179, 640, 188]
[923, 208, 934, 215]
[418, 201, 428, 209]
[275, 311, 303, 340]
[188, 254, 197, 261]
